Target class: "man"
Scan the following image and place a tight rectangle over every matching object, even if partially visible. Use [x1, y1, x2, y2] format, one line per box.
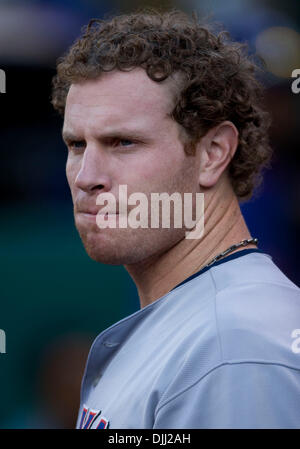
[51, 9, 300, 428]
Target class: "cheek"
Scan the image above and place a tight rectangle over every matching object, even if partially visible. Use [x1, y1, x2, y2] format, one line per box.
[129, 148, 186, 189]
[65, 158, 81, 203]
[66, 157, 78, 188]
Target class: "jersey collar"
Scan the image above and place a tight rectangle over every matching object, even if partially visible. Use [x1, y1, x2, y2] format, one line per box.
[171, 248, 264, 292]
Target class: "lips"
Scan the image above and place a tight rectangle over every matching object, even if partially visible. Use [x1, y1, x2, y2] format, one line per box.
[78, 209, 119, 215]
[80, 210, 98, 215]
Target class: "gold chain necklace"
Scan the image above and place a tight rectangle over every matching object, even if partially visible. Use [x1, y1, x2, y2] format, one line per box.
[203, 238, 259, 269]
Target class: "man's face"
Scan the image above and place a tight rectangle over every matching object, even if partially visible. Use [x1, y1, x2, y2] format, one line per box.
[63, 68, 201, 265]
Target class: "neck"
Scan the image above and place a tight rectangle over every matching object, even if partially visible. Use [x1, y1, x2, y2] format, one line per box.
[125, 183, 256, 308]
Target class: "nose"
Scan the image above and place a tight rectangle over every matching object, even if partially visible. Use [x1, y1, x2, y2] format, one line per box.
[74, 144, 112, 193]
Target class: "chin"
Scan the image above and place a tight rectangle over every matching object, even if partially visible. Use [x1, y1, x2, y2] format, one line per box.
[86, 251, 125, 265]
[76, 221, 186, 266]
[84, 244, 147, 266]
[77, 229, 144, 265]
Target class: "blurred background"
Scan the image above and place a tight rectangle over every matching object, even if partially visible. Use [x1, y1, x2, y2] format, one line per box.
[0, 0, 299, 428]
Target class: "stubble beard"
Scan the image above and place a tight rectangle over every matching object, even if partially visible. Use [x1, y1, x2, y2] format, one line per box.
[75, 215, 186, 266]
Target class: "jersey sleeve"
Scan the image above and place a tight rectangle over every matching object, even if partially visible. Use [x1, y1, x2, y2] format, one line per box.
[153, 362, 300, 429]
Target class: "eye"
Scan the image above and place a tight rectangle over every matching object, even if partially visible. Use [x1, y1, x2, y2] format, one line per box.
[120, 139, 133, 146]
[113, 138, 134, 148]
[68, 140, 85, 150]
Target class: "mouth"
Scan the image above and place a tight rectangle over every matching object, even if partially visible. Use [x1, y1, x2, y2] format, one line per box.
[78, 211, 119, 221]
[78, 208, 119, 215]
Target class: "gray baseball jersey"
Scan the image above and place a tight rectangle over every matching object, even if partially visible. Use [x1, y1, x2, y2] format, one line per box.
[77, 249, 300, 429]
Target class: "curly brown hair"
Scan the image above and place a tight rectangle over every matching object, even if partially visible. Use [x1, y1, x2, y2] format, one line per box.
[51, 8, 272, 201]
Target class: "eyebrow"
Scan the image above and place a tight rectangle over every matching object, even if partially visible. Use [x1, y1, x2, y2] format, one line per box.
[62, 128, 150, 144]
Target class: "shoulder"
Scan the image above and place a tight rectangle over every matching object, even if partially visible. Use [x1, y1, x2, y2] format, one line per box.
[159, 251, 300, 367]
[210, 250, 299, 293]
[158, 252, 300, 399]
[208, 252, 300, 366]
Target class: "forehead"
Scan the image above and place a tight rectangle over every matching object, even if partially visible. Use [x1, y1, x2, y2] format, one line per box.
[64, 68, 175, 133]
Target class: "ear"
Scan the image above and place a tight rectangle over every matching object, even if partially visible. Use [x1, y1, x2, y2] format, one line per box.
[197, 121, 238, 188]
